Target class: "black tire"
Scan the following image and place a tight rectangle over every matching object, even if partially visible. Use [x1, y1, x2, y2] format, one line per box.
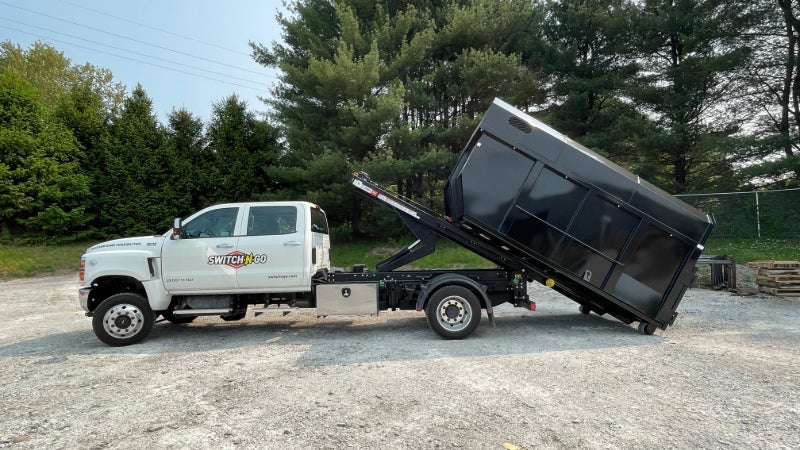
[425, 285, 481, 339]
[161, 309, 197, 324]
[638, 321, 657, 335]
[92, 292, 154, 346]
[579, 304, 591, 315]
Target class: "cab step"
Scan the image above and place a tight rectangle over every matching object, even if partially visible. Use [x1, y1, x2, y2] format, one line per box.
[252, 306, 299, 317]
[172, 308, 231, 316]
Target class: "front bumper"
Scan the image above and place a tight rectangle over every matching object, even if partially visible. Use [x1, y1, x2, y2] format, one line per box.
[79, 288, 91, 313]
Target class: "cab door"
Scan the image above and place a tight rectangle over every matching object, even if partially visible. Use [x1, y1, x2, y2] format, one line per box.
[235, 204, 309, 291]
[161, 205, 242, 293]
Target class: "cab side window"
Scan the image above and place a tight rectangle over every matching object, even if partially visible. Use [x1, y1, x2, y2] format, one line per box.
[247, 206, 297, 236]
[310, 207, 329, 234]
[183, 207, 239, 238]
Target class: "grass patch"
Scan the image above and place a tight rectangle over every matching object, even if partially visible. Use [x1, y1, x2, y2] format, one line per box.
[3, 237, 797, 281]
[703, 238, 800, 263]
[332, 239, 495, 270]
[0, 242, 92, 281]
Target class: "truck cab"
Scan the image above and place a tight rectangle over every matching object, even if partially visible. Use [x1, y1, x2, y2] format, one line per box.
[163, 201, 330, 295]
[79, 201, 330, 346]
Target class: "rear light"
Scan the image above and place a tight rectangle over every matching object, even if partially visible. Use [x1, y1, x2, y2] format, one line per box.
[79, 257, 85, 281]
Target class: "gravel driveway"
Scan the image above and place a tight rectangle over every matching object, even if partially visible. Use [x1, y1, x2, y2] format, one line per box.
[1, 274, 798, 448]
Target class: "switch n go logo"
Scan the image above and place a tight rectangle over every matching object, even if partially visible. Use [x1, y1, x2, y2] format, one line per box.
[208, 251, 267, 269]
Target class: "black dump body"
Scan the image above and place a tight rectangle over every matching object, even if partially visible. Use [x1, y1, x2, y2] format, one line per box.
[444, 98, 714, 328]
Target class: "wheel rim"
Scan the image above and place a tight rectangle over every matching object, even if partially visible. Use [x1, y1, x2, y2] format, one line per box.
[434, 295, 473, 332]
[103, 303, 145, 339]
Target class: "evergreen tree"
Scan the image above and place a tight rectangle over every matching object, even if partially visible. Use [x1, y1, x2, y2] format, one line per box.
[251, 0, 545, 236]
[0, 72, 89, 239]
[166, 108, 211, 210]
[206, 95, 281, 203]
[93, 85, 177, 235]
[739, 0, 800, 186]
[0, 41, 125, 117]
[629, 0, 758, 193]
[538, 0, 650, 166]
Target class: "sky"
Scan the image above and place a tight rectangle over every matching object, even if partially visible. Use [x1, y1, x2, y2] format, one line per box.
[0, 0, 286, 123]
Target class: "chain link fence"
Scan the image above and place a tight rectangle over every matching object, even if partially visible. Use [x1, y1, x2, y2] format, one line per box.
[675, 188, 800, 238]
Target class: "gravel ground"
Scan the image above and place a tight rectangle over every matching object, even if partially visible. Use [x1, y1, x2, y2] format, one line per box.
[0, 271, 798, 449]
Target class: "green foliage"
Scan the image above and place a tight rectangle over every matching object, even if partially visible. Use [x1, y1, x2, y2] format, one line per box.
[0, 72, 90, 239]
[538, 0, 647, 165]
[206, 95, 282, 203]
[254, 0, 545, 237]
[166, 107, 211, 212]
[704, 238, 800, 263]
[0, 41, 125, 116]
[91, 85, 177, 235]
[0, 0, 795, 243]
[628, 0, 759, 193]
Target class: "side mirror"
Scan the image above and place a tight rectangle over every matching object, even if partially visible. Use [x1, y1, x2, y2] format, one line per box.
[171, 218, 183, 240]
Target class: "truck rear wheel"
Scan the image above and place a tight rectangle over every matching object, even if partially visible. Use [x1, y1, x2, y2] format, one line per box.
[92, 293, 154, 346]
[425, 285, 481, 339]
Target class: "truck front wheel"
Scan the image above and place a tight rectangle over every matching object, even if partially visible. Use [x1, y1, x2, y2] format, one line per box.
[425, 285, 481, 339]
[92, 293, 154, 346]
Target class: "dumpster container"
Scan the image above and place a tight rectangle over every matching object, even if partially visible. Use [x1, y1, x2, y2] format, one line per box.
[444, 98, 714, 331]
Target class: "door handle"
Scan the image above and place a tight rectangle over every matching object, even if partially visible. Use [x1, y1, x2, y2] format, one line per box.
[216, 243, 235, 249]
[284, 241, 302, 246]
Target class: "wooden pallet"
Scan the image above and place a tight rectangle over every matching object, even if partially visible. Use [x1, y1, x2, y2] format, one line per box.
[756, 273, 800, 283]
[758, 268, 800, 276]
[758, 286, 800, 297]
[748, 260, 800, 269]
[751, 262, 800, 297]
[757, 280, 800, 289]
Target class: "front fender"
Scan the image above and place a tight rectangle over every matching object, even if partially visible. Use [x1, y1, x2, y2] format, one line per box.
[142, 279, 170, 310]
[82, 250, 157, 288]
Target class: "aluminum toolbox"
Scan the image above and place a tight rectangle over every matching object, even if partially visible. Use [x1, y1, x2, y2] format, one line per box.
[444, 98, 714, 328]
[316, 283, 379, 316]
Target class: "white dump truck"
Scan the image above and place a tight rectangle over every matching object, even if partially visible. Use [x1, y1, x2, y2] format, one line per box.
[79, 99, 713, 346]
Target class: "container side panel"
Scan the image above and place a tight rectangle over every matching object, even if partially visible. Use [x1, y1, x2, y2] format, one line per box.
[458, 134, 535, 229]
[556, 148, 640, 204]
[551, 193, 641, 287]
[517, 127, 566, 163]
[506, 210, 563, 258]
[516, 167, 588, 231]
[567, 194, 639, 261]
[553, 240, 614, 288]
[630, 190, 710, 243]
[608, 222, 694, 316]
